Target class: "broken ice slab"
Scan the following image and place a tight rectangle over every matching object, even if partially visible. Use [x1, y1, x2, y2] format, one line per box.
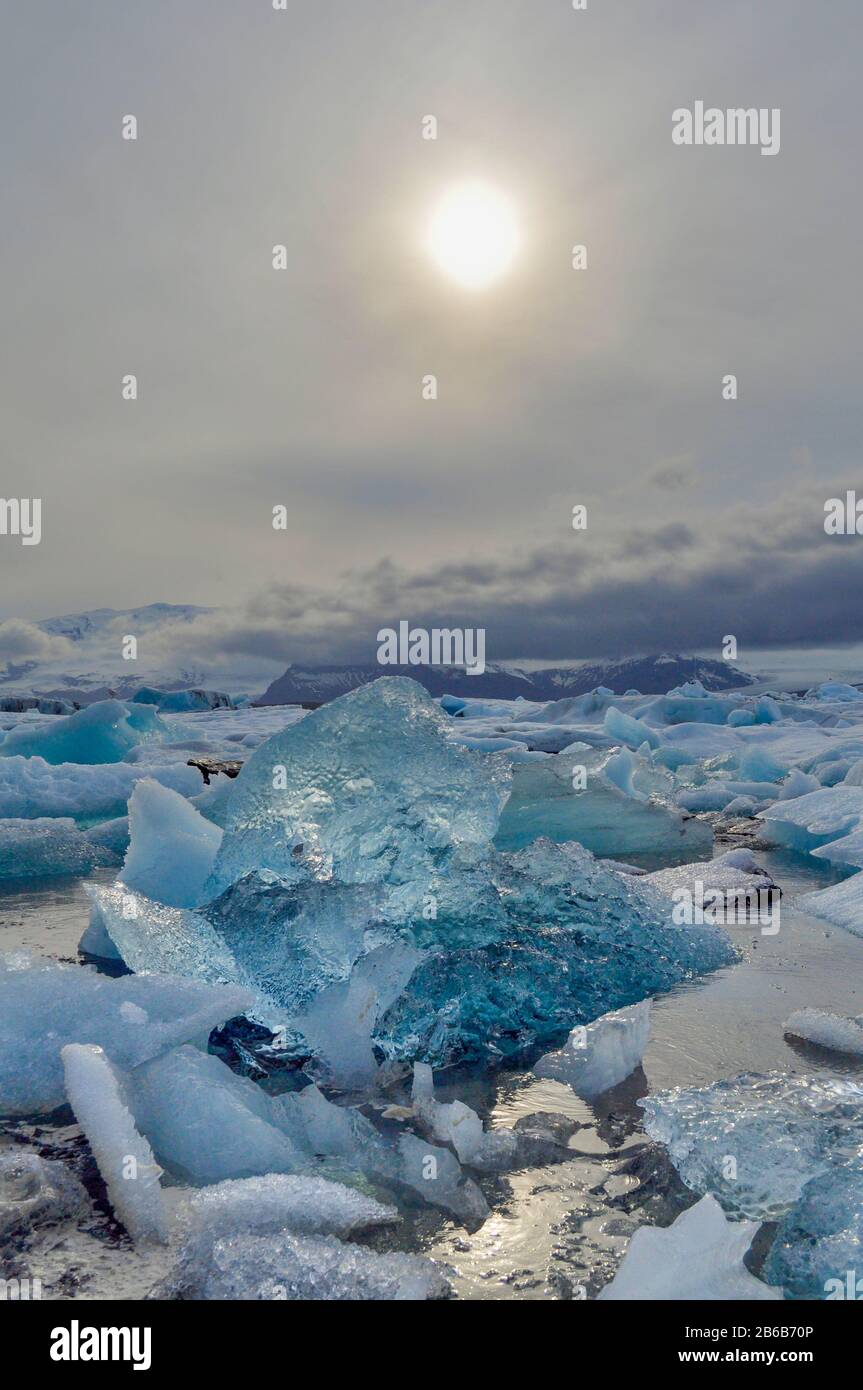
[598, 1195, 780, 1301]
[205, 676, 512, 900]
[127, 1045, 302, 1186]
[0, 953, 253, 1115]
[176, 1173, 398, 1247]
[534, 1000, 650, 1100]
[151, 1228, 449, 1301]
[641, 1072, 863, 1221]
[495, 743, 712, 860]
[61, 1043, 168, 1243]
[759, 785, 863, 857]
[120, 778, 222, 907]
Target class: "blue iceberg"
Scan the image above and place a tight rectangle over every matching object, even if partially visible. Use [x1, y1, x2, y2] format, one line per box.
[0, 699, 164, 765]
[90, 678, 736, 1075]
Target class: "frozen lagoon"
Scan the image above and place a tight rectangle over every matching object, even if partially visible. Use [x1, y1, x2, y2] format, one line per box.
[3, 677, 863, 1299]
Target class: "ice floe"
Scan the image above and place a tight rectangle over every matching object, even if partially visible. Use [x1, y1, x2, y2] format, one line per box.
[599, 1195, 780, 1301]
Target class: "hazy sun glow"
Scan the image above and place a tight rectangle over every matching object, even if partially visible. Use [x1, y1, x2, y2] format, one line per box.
[427, 183, 518, 289]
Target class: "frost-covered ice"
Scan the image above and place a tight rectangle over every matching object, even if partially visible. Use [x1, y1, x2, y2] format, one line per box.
[121, 779, 222, 907]
[153, 1229, 449, 1301]
[599, 1195, 780, 1301]
[0, 954, 253, 1114]
[178, 1173, 398, 1244]
[534, 1001, 650, 1099]
[783, 1008, 863, 1056]
[61, 1043, 168, 1243]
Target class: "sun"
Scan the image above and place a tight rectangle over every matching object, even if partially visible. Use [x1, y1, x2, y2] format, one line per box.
[427, 183, 518, 290]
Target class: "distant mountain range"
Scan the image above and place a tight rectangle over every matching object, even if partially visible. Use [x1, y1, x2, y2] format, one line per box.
[0, 603, 759, 707]
[258, 654, 757, 705]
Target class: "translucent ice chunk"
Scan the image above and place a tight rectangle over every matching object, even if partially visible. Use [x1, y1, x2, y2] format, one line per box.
[496, 746, 712, 859]
[206, 677, 511, 900]
[396, 1133, 489, 1223]
[380, 840, 734, 1067]
[85, 883, 248, 992]
[201, 871, 385, 1019]
[764, 1168, 863, 1300]
[121, 779, 222, 907]
[0, 1149, 89, 1243]
[598, 1195, 780, 1301]
[272, 1083, 488, 1223]
[534, 1000, 650, 1099]
[0, 817, 110, 879]
[0, 953, 253, 1115]
[642, 1072, 863, 1220]
[61, 1043, 168, 1243]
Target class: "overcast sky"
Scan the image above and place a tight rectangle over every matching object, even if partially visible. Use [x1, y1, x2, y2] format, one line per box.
[1, 0, 860, 671]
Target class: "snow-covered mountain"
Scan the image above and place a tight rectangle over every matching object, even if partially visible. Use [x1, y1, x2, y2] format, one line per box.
[0, 600, 759, 707]
[258, 654, 757, 705]
[0, 604, 218, 703]
[37, 603, 211, 645]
